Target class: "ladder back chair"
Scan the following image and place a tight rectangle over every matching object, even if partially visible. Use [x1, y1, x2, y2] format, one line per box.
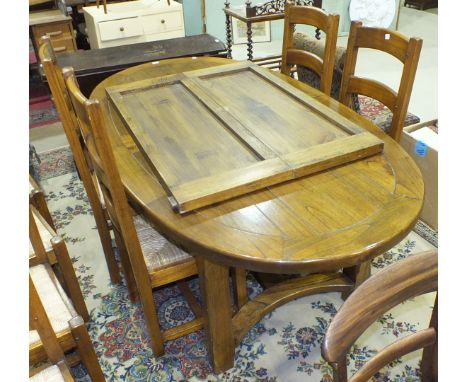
[29, 203, 89, 321]
[29, 252, 104, 380]
[38, 35, 121, 285]
[339, 21, 423, 142]
[281, 3, 339, 96]
[29, 275, 75, 382]
[322, 250, 438, 382]
[63, 67, 207, 357]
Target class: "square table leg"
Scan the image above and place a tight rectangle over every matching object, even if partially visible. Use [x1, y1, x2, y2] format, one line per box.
[342, 260, 371, 299]
[196, 256, 235, 373]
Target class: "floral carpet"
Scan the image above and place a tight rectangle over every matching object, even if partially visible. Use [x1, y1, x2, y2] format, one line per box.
[36, 147, 437, 382]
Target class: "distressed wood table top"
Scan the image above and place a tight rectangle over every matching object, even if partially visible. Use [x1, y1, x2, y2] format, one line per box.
[91, 57, 424, 275]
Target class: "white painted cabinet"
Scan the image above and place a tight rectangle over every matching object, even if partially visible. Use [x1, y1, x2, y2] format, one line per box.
[83, 0, 185, 49]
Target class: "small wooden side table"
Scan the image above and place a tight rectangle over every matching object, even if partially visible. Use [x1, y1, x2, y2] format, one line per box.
[29, 9, 77, 56]
[223, 0, 322, 60]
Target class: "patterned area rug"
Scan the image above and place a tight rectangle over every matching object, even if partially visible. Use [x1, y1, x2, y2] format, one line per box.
[37, 147, 437, 382]
[29, 82, 60, 129]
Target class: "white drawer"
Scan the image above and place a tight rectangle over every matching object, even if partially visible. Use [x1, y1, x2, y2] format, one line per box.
[142, 11, 183, 35]
[98, 17, 143, 42]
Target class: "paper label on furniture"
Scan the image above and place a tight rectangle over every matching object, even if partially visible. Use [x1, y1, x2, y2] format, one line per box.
[415, 141, 428, 158]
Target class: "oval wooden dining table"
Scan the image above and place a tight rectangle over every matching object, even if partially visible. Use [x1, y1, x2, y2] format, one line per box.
[91, 56, 424, 373]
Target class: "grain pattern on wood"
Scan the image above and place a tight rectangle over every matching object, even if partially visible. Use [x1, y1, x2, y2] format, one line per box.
[63, 66, 246, 358]
[107, 61, 383, 213]
[322, 250, 437, 382]
[232, 273, 353, 346]
[90, 57, 423, 274]
[90, 57, 425, 373]
[197, 257, 235, 373]
[349, 328, 436, 382]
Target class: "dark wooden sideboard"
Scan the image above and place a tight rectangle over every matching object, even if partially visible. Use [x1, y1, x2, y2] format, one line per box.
[57, 34, 227, 96]
[404, 0, 437, 10]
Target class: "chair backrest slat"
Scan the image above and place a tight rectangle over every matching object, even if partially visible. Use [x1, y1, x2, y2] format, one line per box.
[347, 77, 398, 110]
[353, 27, 410, 62]
[339, 21, 423, 142]
[281, 4, 339, 96]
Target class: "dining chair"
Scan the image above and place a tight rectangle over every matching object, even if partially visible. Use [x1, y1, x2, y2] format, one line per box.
[339, 21, 423, 142]
[29, 275, 76, 382]
[38, 35, 121, 285]
[292, 32, 360, 111]
[280, 3, 339, 96]
[322, 250, 437, 381]
[62, 66, 207, 357]
[29, 243, 104, 380]
[30, 204, 89, 322]
[29, 175, 55, 230]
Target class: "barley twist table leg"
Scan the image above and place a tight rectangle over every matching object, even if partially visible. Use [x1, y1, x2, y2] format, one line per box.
[246, 21, 253, 61]
[224, 1, 233, 59]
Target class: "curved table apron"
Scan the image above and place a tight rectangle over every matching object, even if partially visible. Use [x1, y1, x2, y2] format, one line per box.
[91, 57, 424, 372]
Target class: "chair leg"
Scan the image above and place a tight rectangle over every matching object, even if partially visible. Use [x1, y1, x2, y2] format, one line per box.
[113, 228, 139, 302]
[332, 357, 348, 382]
[69, 316, 105, 382]
[138, 280, 165, 357]
[421, 294, 438, 381]
[52, 236, 89, 322]
[341, 261, 371, 300]
[94, 207, 121, 285]
[232, 268, 248, 310]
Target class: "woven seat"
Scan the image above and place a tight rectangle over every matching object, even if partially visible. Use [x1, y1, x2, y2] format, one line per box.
[29, 264, 77, 346]
[29, 264, 104, 381]
[29, 203, 104, 380]
[134, 215, 192, 270]
[30, 365, 68, 382]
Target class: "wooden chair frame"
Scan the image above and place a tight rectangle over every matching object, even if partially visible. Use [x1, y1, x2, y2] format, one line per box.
[29, 271, 104, 381]
[281, 3, 339, 96]
[38, 35, 121, 285]
[29, 175, 55, 230]
[63, 66, 249, 357]
[29, 275, 75, 381]
[339, 21, 423, 142]
[30, 204, 89, 322]
[63, 66, 206, 357]
[322, 250, 438, 382]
